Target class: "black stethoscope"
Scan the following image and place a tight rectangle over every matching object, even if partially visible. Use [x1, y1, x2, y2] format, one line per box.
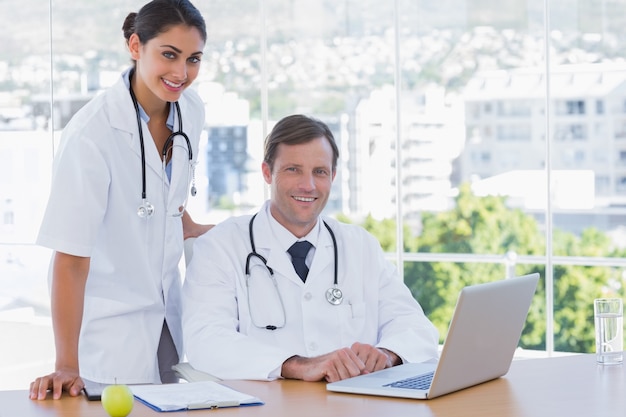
[128, 76, 196, 218]
[245, 213, 343, 331]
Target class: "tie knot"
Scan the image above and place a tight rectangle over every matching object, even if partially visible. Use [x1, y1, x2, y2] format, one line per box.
[288, 240, 312, 259]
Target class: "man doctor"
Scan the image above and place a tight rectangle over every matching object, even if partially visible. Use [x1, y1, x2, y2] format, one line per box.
[182, 114, 439, 382]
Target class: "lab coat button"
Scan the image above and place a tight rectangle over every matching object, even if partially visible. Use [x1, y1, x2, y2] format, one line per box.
[304, 292, 312, 301]
[308, 342, 318, 351]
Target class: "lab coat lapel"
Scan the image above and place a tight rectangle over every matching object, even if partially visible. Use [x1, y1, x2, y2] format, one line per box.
[308, 224, 333, 280]
[107, 76, 163, 178]
[254, 212, 300, 284]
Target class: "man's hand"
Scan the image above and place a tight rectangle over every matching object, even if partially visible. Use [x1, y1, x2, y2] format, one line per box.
[350, 342, 400, 374]
[29, 367, 84, 400]
[281, 348, 367, 382]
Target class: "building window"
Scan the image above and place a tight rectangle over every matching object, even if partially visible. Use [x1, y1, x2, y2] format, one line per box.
[556, 99, 586, 115]
[554, 124, 587, 141]
[496, 124, 531, 141]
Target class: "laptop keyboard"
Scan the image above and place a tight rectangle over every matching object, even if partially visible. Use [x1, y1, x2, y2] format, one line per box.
[383, 371, 434, 390]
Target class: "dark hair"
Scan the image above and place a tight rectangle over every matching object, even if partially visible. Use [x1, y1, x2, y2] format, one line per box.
[264, 114, 339, 172]
[122, 0, 207, 46]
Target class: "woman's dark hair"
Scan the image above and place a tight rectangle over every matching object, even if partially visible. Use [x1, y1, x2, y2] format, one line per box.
[122, 0, 207, 45]
[264, 114, 339, 172]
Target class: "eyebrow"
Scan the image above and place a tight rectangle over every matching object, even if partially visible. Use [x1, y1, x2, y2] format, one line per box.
[160, 44, 203, 56]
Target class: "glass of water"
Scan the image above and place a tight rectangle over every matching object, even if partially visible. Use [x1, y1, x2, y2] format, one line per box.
[594, 298, 623, 365]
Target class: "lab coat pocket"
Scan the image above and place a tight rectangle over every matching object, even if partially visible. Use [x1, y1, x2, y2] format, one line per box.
[339, 301, 366, 343]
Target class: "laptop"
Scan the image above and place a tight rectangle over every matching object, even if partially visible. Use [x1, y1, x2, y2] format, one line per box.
[326, 273, 539, 400]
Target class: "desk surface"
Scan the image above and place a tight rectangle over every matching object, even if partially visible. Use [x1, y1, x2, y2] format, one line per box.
[3, 354, 625, 417]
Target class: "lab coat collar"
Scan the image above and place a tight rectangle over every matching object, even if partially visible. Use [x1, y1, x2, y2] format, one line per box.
[256, 201, 334, 284]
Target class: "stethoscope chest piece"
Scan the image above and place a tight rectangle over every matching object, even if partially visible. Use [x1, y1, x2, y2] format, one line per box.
[137, 199, 155, 218]
[326, 286, 343, 305]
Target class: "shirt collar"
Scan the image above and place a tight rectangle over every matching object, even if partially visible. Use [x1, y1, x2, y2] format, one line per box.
[263, 201, 321, 251]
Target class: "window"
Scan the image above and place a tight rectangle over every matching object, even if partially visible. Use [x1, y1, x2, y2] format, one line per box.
[497, 100, 532, 117]
[554, 123, 588, 141]
[496, 124, 532, 141]
[3, 0, 626, 390]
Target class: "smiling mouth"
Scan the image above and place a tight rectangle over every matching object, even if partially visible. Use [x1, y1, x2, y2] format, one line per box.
[163, 78, 184, 88]
[293, 196, 315, 202]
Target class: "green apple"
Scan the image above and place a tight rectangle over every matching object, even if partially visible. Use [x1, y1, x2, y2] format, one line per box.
[101, 383, 134, 417]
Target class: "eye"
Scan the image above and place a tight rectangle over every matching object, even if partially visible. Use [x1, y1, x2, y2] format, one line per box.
[163, 51, 176, 60]
[188, 56, 202, 64]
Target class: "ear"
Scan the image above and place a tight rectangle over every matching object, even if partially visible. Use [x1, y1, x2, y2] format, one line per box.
[128, 33, 141, 61]
[261, 161, 272, 185]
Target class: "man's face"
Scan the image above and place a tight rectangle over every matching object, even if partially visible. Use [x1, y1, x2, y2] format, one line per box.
[262, 136, 336, 238]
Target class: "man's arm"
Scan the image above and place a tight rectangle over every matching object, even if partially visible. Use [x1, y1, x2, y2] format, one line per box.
[281, 343, 402, 382]
[351, 342, 401, 370]
[281, 348, 366, 382]
[182, 220, 296, 380]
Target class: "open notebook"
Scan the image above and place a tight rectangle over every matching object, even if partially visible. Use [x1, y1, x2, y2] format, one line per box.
[326, 273, 540, 400]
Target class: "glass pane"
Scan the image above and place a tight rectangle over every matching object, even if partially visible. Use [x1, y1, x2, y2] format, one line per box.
[397, 0, 548, 258]
[553, 264, 625, 353]
[0, 0, 54, 390]
[245, 1, 398, 222]
[405, 261, 546, 349]
[548, 0, 626, 352]
[193, 0, 262, 216]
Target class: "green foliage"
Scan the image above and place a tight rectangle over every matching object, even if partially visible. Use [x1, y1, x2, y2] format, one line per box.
[359, 182, 626, 353]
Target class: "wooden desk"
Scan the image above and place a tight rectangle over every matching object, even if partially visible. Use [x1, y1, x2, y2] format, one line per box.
[3, 354, 624, 417]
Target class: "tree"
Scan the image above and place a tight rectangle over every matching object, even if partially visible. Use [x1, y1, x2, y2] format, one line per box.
[358, 183, 625, 352]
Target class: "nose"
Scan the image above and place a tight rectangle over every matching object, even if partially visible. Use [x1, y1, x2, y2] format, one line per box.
[171, 61, 188, 81]
[299, 172, 316, 190]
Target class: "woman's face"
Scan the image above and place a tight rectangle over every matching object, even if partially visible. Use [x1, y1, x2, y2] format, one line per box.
[129, 24, 205, 106]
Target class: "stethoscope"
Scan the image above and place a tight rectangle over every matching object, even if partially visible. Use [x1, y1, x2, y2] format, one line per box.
[245, 213, 343, 331]
[128, 77, 196, 218]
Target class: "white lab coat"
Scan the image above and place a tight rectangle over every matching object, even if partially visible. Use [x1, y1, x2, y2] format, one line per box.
[182, 201, 439, 380]
[37, 70, 204, 384]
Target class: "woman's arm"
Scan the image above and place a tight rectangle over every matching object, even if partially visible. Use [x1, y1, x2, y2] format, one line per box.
[182, 210, 213, 239]
[29, 252, 90, 400]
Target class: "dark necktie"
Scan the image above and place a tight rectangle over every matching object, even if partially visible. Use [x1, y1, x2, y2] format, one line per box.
[288, 241, 312, 282]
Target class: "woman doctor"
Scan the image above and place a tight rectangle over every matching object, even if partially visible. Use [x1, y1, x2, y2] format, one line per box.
[30, 0, 211, 400]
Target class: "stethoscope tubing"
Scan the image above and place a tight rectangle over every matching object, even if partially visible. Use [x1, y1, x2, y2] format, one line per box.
[128, 76, 193, 217]
[245, 212, 343, 329]
[246, 213, 338, 286]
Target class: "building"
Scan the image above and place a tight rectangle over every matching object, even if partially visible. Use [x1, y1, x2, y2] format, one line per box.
[462, 63, 626, 235]
[351, 84, 465, 224]
[462, 63, 626, 204]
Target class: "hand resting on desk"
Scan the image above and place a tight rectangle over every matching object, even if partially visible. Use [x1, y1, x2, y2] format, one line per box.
[29, 367, 84, 400]
[281, 342, 401, 382]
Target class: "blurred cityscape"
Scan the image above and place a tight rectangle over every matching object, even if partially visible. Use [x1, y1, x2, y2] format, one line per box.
[4, 0, 626, 389]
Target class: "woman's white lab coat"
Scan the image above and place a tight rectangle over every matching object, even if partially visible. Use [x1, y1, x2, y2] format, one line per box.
[37, 70, 204, 384]
[182, 201, 439, 380]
